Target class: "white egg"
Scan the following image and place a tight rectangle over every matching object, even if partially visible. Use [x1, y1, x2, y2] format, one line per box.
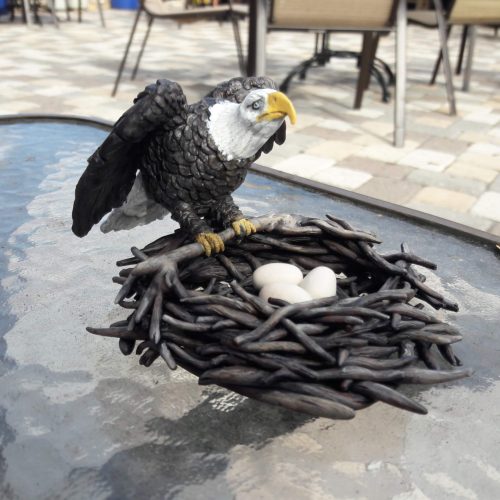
[259, 283, 312, 304]
[299, 266, 337, 299]
[252, 263, 303, 290]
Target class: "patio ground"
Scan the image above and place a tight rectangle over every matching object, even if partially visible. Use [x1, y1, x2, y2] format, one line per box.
[1, 9, 499, 236]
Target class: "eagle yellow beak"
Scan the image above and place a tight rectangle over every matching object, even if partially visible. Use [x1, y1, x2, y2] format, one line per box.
[258, 91, 297, 125]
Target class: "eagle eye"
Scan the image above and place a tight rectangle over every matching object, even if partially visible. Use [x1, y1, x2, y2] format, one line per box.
[251, 101, 261, 110]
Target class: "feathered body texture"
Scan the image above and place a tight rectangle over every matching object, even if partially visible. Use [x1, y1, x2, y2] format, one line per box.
[72, 76, 289, 247]
[140, 100, 252, 215]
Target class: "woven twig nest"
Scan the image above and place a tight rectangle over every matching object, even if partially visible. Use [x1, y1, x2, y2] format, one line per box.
[89, 213, 472, 420]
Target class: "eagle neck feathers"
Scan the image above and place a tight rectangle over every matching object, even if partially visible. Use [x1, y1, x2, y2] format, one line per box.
[207, 101, 264, 161]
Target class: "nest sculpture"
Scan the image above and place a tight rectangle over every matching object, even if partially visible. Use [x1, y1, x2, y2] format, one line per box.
[89, 213, 472, 420]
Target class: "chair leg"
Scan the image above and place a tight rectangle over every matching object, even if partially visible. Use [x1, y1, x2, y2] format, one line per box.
[432, 0, 456, 115]
[394, 0, 407, 148]
[456, 25, 469, 75]
[354, 32, 374, 109]
[430, 25, 451, 85]
[47, 0, 59, 28]
[65, 0, 71, 21]
[231, 15, 246, 76]
[97, 0, 106, 28]
[112, 8, 143, 97]
[314, 32, 320, 56]
[34, 1, 43, 25]
[131, 15, 154, 81]
[321, 32, 329, 65]
[462, 25, 476, 91]
[22, 0, 32, 25]
[430, 53, 442, 85]
[365, 33, 380, 90]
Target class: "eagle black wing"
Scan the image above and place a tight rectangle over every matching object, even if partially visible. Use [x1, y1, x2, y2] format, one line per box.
[71, 79, 187, 237]
[205, 76, 287, 156]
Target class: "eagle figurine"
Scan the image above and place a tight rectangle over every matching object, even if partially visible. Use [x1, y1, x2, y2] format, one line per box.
[71, 76, 296, 255]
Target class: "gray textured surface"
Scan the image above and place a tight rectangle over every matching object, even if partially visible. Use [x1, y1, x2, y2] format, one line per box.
[1, 122, 499, 500]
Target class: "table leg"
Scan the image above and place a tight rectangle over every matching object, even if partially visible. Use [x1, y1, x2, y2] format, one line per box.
[394, 0, 406, 148]
[247, 0, 268, 76]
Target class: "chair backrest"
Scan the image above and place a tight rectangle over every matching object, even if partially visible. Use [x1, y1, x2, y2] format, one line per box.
[269, 0, 397, 31]
[143, 0, 246, 20]
[449, 0, 500, 24]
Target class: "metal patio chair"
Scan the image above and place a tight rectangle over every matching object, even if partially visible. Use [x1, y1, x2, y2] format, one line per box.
[6, 0, 105, 27]
[408, 0, 500, 114]
[266, 0, 407, 146]
[6, 0, 61, 25]
[112, 0, 248, 96]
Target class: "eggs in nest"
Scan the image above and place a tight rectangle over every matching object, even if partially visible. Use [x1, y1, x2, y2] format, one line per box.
[252, 263, 337, 304]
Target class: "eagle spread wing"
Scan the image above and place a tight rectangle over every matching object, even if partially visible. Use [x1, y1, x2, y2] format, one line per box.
[71, 79, 187, 237]
[72, 76, 292, 248]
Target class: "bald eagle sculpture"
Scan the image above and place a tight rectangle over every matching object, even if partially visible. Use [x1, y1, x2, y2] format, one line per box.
[72, 76, 296, 255]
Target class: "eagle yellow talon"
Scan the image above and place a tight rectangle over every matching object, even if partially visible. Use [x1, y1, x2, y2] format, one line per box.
[232, 218, 257, 237]
[195, 232, 225, 257]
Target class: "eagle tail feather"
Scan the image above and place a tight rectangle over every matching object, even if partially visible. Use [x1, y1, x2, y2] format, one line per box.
[99, 173, 169, 233]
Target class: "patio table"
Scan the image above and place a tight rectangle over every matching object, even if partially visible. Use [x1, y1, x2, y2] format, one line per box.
[0, 116, 499, 499]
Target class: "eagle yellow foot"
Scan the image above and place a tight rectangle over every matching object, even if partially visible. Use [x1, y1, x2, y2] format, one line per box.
[195, 232, 225, 257]
[231, 218, 257, 237]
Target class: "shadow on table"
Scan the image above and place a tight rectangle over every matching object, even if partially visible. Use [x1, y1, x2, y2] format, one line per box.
[61, 389, 312, 499]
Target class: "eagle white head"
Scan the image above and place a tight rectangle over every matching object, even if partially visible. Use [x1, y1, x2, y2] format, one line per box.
[208, 89, 296, 161]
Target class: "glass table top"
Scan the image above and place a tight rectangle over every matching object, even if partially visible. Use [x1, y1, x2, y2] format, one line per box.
[0, 120, 499, 500]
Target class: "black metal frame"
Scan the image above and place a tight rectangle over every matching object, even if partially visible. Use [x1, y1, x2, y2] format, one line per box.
[1, 113, 497, 248]
[278, 31, 395, 108]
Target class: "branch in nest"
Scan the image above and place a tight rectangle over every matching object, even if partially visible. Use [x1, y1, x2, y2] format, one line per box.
[88, 213, 471, 420]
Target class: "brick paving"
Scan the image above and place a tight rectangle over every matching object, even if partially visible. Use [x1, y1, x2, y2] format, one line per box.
[1, 8, 499, 235]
